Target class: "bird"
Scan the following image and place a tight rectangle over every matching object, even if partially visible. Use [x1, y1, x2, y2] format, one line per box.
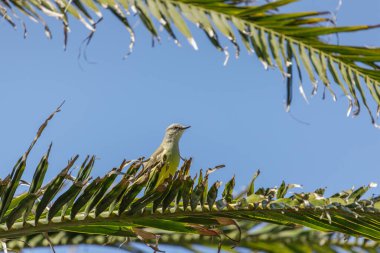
[143, 123, 190, 192]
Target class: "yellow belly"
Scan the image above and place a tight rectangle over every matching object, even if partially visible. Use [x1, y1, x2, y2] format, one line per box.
[155, 151, 180, 186]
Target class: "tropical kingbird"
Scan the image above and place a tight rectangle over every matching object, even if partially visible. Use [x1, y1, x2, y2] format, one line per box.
[143, 123, 190, 192]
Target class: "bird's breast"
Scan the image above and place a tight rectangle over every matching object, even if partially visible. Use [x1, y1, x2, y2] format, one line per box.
[162, 148, 180, 172]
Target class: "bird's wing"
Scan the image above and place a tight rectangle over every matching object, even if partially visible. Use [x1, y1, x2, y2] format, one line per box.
[144, 145, 165, 170]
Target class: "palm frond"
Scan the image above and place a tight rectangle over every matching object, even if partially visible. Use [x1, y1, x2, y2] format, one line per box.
[2, 0, 380, 125]
[1, 106, 380, 252]
[5, 223, 380, 252]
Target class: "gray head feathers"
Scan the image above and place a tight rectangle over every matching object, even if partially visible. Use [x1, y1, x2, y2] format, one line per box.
[166, 123, 191, 131]
[163, 123, 190, 144]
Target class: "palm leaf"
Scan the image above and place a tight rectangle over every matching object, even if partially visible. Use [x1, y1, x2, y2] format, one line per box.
[1, 107, 380, 252]
[2, 0, 380, 125]
[5, 223, 380, 252]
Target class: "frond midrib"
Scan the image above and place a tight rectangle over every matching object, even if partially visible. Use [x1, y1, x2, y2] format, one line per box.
[1, 205, 378, 240]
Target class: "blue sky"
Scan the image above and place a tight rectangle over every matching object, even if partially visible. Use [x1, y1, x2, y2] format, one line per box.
[1, 0, 380, 252]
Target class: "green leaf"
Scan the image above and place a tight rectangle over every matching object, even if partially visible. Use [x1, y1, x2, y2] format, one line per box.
[222, 176, 235, 203]
[34, 155, 79, 224]
[70, 176, 102, 219]
[0, 156, 26, 222]
[166, 2, 197, 50]
[247, 170, 260, 196]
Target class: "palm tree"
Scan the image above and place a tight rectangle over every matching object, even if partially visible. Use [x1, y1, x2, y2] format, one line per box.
[0, 104, 379, 252]
[1, 0, 380, 252]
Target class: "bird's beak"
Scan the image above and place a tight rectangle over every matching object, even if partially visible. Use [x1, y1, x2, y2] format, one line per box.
[182, 125, 191, 130]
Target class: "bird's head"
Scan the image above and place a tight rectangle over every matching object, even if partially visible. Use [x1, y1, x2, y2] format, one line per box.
[163, 123, 190, 143]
